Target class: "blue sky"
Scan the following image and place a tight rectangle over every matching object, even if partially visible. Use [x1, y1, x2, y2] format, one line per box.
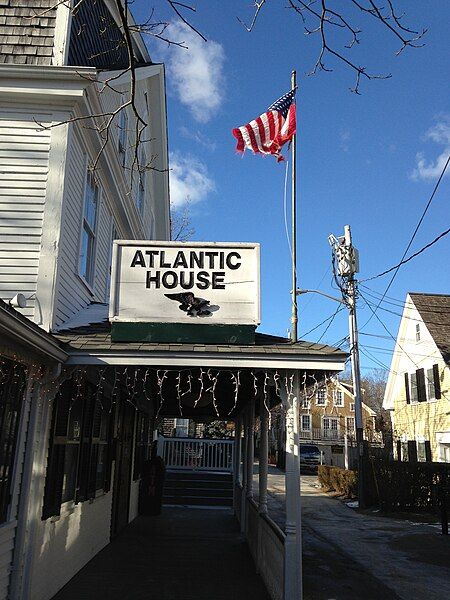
[134, 1, 449, 372]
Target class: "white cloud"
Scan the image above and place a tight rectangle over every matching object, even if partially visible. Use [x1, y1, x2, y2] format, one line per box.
[161, 22, 225, 123]
[411, 117, 450, 181]
[169, 152, 215, 209]
[339, 129, 350, 152]
[179, 125, 217, 151]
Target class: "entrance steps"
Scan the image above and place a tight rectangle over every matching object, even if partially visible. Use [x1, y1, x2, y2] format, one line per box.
[163, 470, 233, 507]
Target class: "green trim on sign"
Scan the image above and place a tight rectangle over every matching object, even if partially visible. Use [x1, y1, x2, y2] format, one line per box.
[111, 322, 256, 345]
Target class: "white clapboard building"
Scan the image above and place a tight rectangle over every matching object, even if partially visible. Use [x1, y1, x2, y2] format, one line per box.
[0, 1, 169, 598]
[0, 3, 348, 600]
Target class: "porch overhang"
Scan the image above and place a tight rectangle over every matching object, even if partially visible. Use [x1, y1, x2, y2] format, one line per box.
[55, 322, 347, 371]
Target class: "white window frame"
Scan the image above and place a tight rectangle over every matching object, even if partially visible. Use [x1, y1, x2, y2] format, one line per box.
[333, 389, 344, 407]
[316, 389, 326, 406]
[415, 323, 421, 342]
[301, 414, 311, 431]
[79, 169, 99, 290]
[118, 95, 128, 167]
[350, 402, 355, 412]
[136, 146, 146, 216]
[410, 372, 418, 403]
[346, 417, 355, 433]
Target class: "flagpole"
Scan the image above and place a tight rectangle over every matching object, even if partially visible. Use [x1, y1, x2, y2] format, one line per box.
[290, 70, 298, 343]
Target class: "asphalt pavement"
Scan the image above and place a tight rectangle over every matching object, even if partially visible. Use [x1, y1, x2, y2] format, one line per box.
[257, 467, 450, 600]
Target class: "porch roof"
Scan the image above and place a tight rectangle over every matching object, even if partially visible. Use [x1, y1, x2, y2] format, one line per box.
[54, 312, 347, 371]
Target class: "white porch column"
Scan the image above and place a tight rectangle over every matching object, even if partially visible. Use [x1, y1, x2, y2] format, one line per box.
[259, 394, 268, 515]
[234, 416, 243, 486]
[240, 408, 248, 532]
[281, 370, 303, 600]
[246, 397, 255, 500]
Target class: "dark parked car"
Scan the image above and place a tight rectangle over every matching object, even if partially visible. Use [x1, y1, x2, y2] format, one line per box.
[300, 444, 321, 473]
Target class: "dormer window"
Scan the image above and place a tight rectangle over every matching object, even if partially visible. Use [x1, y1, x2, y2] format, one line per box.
[415, 323, 421, 342]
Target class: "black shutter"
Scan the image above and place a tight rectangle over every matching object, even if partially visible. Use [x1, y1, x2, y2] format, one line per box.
[103, 401, 115, 493]
[416, 369, 426, 402]
[75, 386, 95, 503]
[42, 380, 72, 519]
[424, 440, 432, 462]
[396, 440, 402, 461]
[407, 440, 418, 463]
[404, 373, 410, 404]
[433, 364, 441, 399]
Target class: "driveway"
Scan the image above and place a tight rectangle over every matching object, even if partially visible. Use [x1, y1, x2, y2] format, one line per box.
[257, 467, 450, 600]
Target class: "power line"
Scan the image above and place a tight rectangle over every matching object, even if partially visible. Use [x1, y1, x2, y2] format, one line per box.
[360, 153, 450, 329]
[299, 306, 344, 339]
[360, 284, 450, 314]
[359, 290, 420, 369]
[363, 225, 450, 283]
[362, 294, 450, 326]
[315, 305, 342, 344]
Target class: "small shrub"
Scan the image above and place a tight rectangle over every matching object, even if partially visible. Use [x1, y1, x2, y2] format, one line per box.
[318, 465, 357, 498]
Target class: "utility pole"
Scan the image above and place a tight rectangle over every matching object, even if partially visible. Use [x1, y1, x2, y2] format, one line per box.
[329, 225, 365, 507]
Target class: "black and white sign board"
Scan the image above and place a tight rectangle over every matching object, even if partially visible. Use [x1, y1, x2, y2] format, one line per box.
[109, 241, 261, 326]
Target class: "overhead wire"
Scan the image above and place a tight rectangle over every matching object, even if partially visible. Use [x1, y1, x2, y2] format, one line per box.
[360, 153, 450, 329]
[359, 290, 421, 368]
[360, 284, 450, 314]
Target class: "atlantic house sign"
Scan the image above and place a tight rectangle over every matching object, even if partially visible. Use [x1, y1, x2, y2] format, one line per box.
[109, 241, 260, 343]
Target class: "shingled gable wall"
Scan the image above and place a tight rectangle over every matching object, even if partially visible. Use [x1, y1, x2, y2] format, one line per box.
[0, 0, 56, 66]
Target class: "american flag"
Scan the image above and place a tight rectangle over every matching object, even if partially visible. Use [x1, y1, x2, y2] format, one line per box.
[232, 89, 297, 162]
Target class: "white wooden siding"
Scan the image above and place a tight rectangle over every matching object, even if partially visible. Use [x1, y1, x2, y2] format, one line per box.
[54, 128, 113, 327]
[0, 111, 51, 319]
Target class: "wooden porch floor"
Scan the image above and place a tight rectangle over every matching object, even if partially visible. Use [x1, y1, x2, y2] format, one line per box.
[51, 507, 270, 600]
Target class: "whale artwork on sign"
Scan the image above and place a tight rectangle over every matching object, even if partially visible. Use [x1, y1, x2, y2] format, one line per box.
[109, 241, 260, 326]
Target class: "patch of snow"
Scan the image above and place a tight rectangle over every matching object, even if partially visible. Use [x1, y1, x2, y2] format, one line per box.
[346, 501, 359, 509]
[55, 303, 109, 332]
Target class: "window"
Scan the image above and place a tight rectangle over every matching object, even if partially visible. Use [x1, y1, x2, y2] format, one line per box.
[415, 323, 421, 342]
[350, 402, 355, 412]
[316, 389, 326, 406]
[301, 415, 311, 431]
[301, 398, 310, 409]
[406, 365, 441, 404]
[346, 417, 355, 433]
[42, 377, 112, 519]
[323, 417, 338, 439]
[80, 171, 99, 286]
[0, 357, 26, 524]
[426, 368, 435, 400]
[136, 148, 146, 216]
[133, 412, 150, 480]
[410, 372, 418, 402]
[417, 441, 426, 462]
[334, 390, 343, 406]
[118, 98, 128, 167]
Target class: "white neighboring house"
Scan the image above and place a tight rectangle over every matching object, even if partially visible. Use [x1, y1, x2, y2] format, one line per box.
[383, 293, 450, 463]
[0, 2, 170, 599]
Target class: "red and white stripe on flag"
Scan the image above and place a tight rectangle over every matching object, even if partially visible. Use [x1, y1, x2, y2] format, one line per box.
[232, 102, 296, 163]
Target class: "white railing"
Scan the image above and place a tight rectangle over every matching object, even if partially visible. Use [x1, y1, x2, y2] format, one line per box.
[299, 428, 383, 444]
[158, 437, 235, 472]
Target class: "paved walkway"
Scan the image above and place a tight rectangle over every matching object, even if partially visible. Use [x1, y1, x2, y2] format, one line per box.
[255, 466, 450, 600]
[52, 507, 269, 600]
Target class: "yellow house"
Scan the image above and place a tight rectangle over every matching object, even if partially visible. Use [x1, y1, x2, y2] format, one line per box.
[383, 293, 450, 462]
